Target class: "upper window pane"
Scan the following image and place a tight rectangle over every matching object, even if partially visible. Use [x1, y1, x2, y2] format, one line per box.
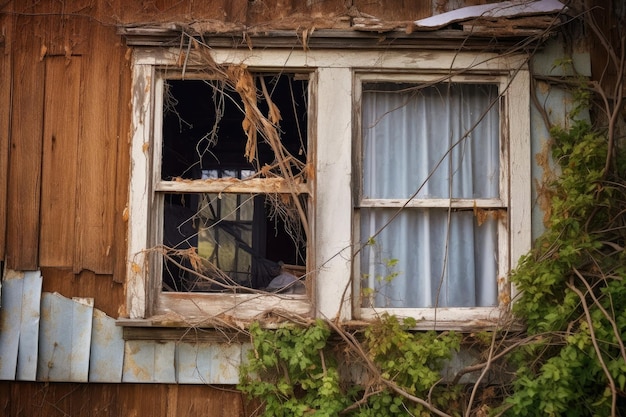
[162, 75, 308, 180]
[362, 82, 500, 200]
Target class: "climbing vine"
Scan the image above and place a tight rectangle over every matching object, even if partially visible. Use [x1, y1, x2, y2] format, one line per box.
[239, 10, 626, 415]
[239, 111, 625, 417]
[504, 121, 626, 415]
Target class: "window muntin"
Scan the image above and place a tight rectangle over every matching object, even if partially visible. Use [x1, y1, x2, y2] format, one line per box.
[358, 80, 506, 309]
[157, 74, 309, 295]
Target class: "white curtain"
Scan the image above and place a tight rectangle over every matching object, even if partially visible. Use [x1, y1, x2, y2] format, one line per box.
[360, 83, 500, 308]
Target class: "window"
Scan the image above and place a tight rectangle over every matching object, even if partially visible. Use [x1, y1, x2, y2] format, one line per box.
[126, 48, 530, 327]
[160, 76, 308, 295]
[355, 72, 530, 324]
[357, 77, 503, 309]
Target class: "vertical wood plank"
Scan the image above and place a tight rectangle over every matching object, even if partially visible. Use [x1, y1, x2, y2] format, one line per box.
[172, 384, 248, 417]
[315, 67, 353, 321]
[0, 381, 250, 417]
[73, 24, 122, 274]
[37, 0, 91, 57]
[112, 44, 132, 285]
[39, 56, 81, 267]
[0, 6, 13, 261]
[6, 21, 45, 270]
[508, 69, 532, 301]
[126, 60, 155, 319]
[37, 293, 94, 382]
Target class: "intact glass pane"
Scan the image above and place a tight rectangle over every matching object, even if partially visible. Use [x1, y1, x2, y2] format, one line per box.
[362, 83, 500, 200]
[360, 208, 499, 308]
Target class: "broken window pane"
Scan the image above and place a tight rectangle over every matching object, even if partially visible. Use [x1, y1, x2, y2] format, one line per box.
[162, 75, 308, 180]
[160, 74, 308, 293]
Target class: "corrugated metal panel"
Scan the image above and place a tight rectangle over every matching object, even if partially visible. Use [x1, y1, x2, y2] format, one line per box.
[123, 340, 176, 383]
[37, 293, 94, 382]
[0, 271, 25, 380]
[89, 309, 124, 382]
[1, 271, 249, 385]
[175, 342, 242, 384]
[0, 270, 42, 381]
[16, 271, 43, 381]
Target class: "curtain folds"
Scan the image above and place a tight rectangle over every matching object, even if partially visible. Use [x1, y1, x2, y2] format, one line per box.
[360, 82, 500, 308]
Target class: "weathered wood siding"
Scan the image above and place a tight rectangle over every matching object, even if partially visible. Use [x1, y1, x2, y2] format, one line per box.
[0, 382, 257, 417]
[0, 0, 504, 276]
[0, 0, 495, 319]
[4, 1, 130, 275]
[0, 0, 478, 276]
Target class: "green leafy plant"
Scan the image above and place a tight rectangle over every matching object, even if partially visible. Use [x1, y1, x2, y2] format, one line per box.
[239, 315, 462, 417]
[239, 320, 349, 417]
[505, 118, 626, 416]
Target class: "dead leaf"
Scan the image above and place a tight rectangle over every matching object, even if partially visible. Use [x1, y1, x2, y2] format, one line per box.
[131, 262, 142, 274]
[39, 44, 48, 61]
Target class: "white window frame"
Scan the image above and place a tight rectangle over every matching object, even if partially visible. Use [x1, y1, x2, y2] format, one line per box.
[125, 47, 530, 328]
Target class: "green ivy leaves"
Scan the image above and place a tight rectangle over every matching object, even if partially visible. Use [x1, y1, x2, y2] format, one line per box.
[507, 119, 626, 415]
[239, 316, 462, 417]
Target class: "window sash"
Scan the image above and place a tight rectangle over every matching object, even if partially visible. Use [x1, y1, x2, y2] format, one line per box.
[356, 76, 509, 312]
[149, 71, 312, 313]
[359, 208, 501, 308]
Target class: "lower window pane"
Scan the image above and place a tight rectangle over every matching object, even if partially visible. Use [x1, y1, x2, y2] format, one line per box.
[162, 193, 306, 293]
[360, 208, 499, 308]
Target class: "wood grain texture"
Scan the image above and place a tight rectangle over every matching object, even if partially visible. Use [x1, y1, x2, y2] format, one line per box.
[112, 41, 132, 284]
[39, 56, 82, 267]
[40, 267, 125, 319]
[6, 19, 45, 270]
[73, 23, 122, 274]
[0, 7, 12, 260]
[117, 0, 248, 24]
[0, 382, 255, 417]
[353, 0, 432, 21]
